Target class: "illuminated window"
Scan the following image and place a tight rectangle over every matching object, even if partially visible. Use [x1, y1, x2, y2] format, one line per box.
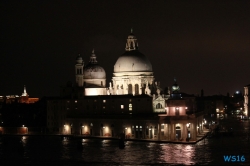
[103, 100, 106, 103]
[75, 100, 77, 103]
[175, 107, 179, 116]
[132, 126, 134, 134]
[129, 104, 132, 111]
[121, 105, 124, 109]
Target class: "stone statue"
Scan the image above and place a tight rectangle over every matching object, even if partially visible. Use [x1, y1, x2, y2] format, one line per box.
[157, 89, 160, 95]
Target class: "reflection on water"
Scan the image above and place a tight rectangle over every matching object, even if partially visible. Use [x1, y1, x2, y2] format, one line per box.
[0, 134, 249, 165]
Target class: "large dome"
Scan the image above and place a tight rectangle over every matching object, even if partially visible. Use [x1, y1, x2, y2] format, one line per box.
[114, 50, 152, 72]
[83, 50, 106, 79]
[114, 31, 152, 73]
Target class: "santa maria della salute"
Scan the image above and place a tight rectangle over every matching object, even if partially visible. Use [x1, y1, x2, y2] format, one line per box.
[47, 30, 207, 142]
[74, 30, 157, 97]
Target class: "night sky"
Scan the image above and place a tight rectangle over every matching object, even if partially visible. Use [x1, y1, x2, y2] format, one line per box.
[1, 0, 250, 97]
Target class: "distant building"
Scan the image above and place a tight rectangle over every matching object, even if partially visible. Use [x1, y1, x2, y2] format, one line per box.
[0, 85, 39, 104]
[244, 84, 250, 119]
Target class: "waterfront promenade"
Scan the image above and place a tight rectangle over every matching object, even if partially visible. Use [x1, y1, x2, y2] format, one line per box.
[0, 129, 210, 144]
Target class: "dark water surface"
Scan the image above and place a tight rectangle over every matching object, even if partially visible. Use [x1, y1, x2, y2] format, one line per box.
[0, 120, 249, 165]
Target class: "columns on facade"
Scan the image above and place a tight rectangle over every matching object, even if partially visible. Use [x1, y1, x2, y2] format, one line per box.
[139, 83, 142, 95]
[132, 83, 135, 95]
[192, 121, 197, 141]
[157, 123, 160, 141]
[183, 123, 187, 141]
[170, 123, 175, 140]
[125, 83, 128, 94]
[167, 124, 170, 140]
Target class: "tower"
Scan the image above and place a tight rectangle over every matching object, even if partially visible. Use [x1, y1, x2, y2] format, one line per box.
[22, 85, 28, 96]
[244, 84, 250, 118]
[75, 54, 84, 86]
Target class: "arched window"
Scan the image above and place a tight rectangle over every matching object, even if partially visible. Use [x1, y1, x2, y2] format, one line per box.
[135, 84, 139, 95]
[175, 107, 180, 116]
[156, 103, 162, 109]
[176, 126, 181, 130]
[128, 84, 132, 94]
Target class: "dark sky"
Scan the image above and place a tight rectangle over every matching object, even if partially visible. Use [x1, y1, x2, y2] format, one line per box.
[1, 0, 250, 97]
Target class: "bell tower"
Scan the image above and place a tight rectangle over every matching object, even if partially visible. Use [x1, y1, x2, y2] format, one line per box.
[75, 54, 84, 87]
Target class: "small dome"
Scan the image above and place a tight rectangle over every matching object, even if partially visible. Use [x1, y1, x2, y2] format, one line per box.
[84, 64, 106, 79]
[83, 50, 106, 79]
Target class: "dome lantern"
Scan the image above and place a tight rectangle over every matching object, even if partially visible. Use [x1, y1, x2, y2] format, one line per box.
[114, 30, 152, 73]
[89, 49, 98, 64]
[125, 28, 139, 51]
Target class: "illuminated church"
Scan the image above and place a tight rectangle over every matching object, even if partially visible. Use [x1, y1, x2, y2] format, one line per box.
[74, 30, 157, 97]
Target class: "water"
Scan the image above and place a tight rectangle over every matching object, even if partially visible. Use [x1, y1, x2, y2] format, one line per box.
[0, 121, 249, 165]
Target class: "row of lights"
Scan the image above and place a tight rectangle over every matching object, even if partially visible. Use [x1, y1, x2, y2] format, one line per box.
[175, 107, 188, 109]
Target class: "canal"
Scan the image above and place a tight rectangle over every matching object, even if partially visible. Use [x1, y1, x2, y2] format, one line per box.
[0, 118, 249, 165]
